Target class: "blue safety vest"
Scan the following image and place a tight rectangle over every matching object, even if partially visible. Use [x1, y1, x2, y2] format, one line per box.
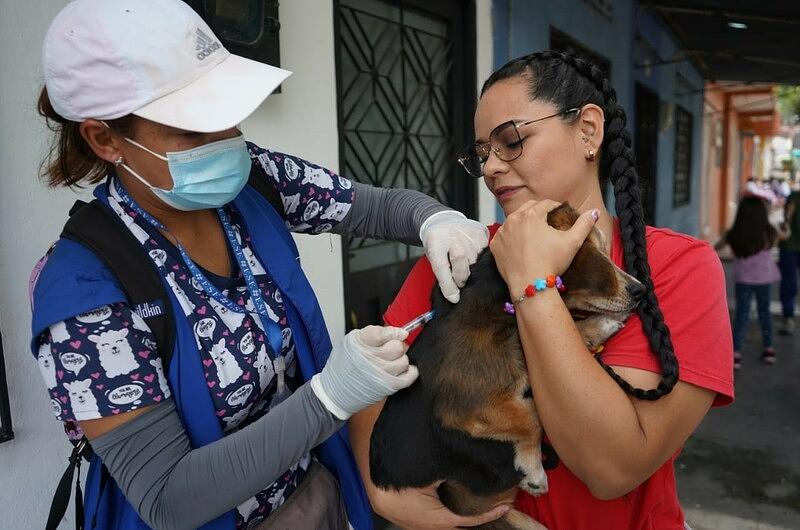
[31, 181, 372, 530]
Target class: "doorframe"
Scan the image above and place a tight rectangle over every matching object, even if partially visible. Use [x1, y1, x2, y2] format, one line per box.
[333, 0, 477, 331]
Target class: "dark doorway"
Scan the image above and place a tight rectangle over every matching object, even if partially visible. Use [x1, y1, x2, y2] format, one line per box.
[335, 0, 477, 331]
[634, 83, 660, 225]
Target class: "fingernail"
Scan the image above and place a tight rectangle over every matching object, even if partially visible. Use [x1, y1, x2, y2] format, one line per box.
[591, 209, 600, 221]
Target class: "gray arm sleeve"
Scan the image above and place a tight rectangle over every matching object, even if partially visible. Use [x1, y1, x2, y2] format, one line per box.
[91, 383, 343, 530]
[331, 181, 450, 245]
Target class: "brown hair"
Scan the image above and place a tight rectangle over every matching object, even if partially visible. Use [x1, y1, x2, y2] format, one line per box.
[37, 87, 136, 188]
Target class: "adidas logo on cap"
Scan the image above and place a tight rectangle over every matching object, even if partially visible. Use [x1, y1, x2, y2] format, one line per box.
[195, 28, 221, 60]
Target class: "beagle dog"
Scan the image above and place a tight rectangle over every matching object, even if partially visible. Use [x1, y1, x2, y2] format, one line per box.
[370, 204, 643, 530]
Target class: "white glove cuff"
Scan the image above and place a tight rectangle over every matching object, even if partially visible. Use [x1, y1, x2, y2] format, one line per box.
[418, 210, 467, 241]
[310, 374, 351, 420]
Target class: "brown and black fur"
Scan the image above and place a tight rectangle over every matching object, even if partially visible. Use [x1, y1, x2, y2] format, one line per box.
[369, 204, 644, 530]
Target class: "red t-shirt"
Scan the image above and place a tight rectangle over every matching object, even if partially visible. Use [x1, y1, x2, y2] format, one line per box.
[383, 221, 734, 530]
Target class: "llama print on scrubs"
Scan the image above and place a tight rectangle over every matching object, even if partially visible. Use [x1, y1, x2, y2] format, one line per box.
[49, 320, 70, 343]
[210, 338, 243, 389]
[130, 310, 150, 333]
[148, 248, 168, 268]
[166, 272, 196, 316]
[64, 378, 99, 420]
[208, 297, 246, 330]
[320, 198, 351, 221]
[302, 200, 321, 222]
[242, 245, 267, 276]
[149, 358, 171, 396]
[222, 404, 252, 432]
[239, 331, 256, 355]
[89, 328, 139, 378]
[253, 344, 274, 392]
[236, 496, 260, 522]
[107, 191, 150, 244]
[244, 296, 279, 323]
[300, 165, 334, 190]
[255, 151, 280, 183]
[280, 193, 301, 215]
[37, 343, 57, 389]
[283, 157, 301, 181]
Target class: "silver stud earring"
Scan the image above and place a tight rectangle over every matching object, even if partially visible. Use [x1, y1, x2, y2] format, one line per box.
[586, 149, 596, 161]
[114, 157, 124, 166]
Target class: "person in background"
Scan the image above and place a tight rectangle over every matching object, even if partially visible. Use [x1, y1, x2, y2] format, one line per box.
[778, 187, 800, 335]
[718, 196, 785, 368]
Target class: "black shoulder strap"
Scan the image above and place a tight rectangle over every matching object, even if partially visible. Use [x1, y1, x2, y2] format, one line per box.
[247, 165, 284, 214]
[60, 200, 175, 370]
[50, 199, 176, 530]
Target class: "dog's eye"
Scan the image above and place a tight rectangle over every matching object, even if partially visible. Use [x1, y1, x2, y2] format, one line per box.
[569, 309, 593, 321]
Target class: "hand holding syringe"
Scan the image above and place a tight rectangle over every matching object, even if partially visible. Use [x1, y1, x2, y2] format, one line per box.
[400, 310, 437, 333]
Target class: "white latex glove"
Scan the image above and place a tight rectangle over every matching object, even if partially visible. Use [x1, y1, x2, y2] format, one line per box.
[420, 210, 489, 303]
[310, 326, 419, 420]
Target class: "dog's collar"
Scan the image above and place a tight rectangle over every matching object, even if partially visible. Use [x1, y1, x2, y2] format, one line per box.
[589, 344, 604, 355]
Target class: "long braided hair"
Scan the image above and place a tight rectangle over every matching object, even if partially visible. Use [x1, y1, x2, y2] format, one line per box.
[482, 50, 679, 400]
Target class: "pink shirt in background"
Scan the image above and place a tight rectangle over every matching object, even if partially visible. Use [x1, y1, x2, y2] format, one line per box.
[733, 249, 780, 285]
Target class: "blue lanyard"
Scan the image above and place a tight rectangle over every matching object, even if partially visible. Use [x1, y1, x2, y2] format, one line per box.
[112, 180, 285, 364]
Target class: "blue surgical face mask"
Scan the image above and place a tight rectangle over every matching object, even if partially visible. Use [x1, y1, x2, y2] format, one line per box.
[110, 127, 251, 211]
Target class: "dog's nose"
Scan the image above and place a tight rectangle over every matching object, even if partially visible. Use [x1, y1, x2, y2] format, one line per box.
[627, 282, 645, 301]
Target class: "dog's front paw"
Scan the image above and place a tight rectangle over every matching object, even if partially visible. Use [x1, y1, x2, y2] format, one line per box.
[519, 472, 548, 496]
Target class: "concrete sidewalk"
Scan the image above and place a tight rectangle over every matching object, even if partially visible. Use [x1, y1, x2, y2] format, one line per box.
[676, 258, 800, 530]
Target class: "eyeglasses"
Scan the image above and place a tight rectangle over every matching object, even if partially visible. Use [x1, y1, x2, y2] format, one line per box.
[457, 107, 581, 178]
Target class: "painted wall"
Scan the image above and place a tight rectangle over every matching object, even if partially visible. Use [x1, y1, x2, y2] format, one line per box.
[0, 1, 494, 528]
[491, 0, 637, 220]
[701, 86, 726, 240]
[632, 9, 704, 235]
[491, 1, 705, 236]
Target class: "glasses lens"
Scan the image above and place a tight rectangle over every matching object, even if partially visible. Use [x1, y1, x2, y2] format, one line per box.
[490, 122, 523, 162]
[458, 145, 484, 177]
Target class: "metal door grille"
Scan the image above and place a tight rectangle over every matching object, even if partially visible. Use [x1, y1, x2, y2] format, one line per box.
[335, 0, 475, 330]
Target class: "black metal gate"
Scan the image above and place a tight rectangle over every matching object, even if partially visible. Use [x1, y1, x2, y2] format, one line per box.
[335, 0, 477, 330]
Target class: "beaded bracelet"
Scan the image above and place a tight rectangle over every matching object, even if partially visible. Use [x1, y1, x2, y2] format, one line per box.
[502, 275, 565, 315]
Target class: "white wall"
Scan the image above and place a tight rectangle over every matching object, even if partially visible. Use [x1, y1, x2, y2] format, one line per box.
[242, 0, 347, 348]
[476, 0, 498, 226]
[0, 1, 94, 528]
[0, 1, 495, 528]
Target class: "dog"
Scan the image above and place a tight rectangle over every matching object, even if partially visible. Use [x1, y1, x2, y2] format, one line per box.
[369, 204, 644, 530]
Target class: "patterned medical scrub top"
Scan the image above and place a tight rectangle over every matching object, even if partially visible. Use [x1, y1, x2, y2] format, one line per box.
[33, 143, 355, 529]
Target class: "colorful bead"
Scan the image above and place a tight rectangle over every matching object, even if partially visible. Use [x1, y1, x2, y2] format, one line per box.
[503, 275, 566, 314]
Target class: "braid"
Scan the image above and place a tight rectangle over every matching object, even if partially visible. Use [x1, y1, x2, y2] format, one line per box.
[485, 50, 679, 400]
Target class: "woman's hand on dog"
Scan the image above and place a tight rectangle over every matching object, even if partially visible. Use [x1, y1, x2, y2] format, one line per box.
[490, 199, 599, 294]
[369, 480, 511, 529]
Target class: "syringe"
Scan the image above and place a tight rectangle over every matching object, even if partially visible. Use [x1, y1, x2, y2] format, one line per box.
[401, 310, 437, 333]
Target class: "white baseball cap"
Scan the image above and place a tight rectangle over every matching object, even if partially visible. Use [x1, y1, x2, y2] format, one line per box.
[43, 0, 292, 132]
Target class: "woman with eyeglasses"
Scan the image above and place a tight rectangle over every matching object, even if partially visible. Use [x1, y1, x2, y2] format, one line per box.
[350, 51, 733, 530]
[30, 1, 490, 530]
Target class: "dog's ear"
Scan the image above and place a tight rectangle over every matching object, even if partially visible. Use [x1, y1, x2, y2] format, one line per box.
[546, 203, 580, 231]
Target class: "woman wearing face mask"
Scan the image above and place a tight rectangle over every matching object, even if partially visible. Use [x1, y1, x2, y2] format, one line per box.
[29, 2, 489, 530]
[350, 51, 734, 529]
